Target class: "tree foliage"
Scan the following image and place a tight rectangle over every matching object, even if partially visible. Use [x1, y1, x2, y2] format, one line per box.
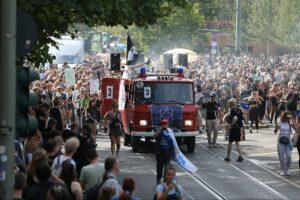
[133, 3, 205, 54]
[18, 0, 187, 65]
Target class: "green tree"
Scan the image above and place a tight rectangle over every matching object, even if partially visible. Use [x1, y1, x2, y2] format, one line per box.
[18, 0, 187, 65]
[246, 0, 280, 43]
[276, 0, 300, 51]
[127, 3, 206, 54]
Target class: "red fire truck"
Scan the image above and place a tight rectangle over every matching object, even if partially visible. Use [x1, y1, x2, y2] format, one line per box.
[101, 68, 199, 153]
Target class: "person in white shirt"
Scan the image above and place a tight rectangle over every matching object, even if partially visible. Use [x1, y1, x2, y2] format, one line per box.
[51, 137, 80, 177]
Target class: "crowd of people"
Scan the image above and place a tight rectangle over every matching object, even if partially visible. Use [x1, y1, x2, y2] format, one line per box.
[12, 52, 300, 199]
[192, 54, 300, 176]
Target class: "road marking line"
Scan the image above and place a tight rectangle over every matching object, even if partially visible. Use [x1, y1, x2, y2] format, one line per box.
[247, 151, 278, 157]
[275, 168, 300, 172]
[262, 145, 277, 148]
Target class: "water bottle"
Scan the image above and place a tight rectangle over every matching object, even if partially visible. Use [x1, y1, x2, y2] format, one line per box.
[288, 141, 293, 151]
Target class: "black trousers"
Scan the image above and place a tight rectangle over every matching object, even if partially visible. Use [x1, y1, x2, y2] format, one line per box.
[249, 107, 259, 130]
[156, 150, 172, 180]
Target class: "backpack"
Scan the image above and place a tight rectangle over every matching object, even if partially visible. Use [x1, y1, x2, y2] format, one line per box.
[153, 183, 180, 200]
[231, 108, 244, 128]
[52, 155, 71, 176]
[84, 176, 115, 200]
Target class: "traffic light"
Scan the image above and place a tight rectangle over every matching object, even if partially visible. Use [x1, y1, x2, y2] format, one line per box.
[16, 66, 40, 138]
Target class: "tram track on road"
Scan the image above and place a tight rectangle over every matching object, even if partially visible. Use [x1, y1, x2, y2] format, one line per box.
[185, 170, 227, 200]
[195, 143, 289, 200]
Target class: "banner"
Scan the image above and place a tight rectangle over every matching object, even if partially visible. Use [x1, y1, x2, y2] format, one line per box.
[167, 128, 198, 173]
[64, 68, 75, 86]
[89, 79, 99, 95]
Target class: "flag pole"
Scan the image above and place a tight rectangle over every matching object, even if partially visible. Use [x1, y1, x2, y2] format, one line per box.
[125, 32, 129, 65]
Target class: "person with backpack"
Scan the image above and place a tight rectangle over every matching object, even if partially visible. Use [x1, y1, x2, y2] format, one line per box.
[224, 98, 245, 162]
[154, 165, 183, 200]
[51, 137, 80, 177]
[84, 155, 122, 200]
[154, 119, 174, 185]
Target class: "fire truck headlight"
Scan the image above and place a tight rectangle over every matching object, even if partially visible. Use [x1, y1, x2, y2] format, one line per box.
[139, 120, 147, 126]
[184, 120, 193, 126]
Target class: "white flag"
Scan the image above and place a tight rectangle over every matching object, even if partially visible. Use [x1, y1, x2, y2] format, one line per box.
[167, 128, 198, 173]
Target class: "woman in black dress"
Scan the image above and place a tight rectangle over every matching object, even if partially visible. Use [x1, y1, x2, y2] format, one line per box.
[244, 90, 263, 133]
[86, 99, 98, 139]
[50, 98, 64, 132]
[67, 86, 74, 125]
[103, 101, 123, 156]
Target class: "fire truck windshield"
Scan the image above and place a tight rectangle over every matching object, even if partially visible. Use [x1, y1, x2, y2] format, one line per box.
[134, 82, 194, 104]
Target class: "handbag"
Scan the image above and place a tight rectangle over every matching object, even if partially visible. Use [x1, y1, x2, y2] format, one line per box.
[279, 135, 290, 144]
[292, 132, 299, 147]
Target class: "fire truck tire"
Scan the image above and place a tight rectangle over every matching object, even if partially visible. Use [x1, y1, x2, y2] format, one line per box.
[124, 133, 131, 146]
[186, 136, 195, 153]
[131, 137, 140, 152]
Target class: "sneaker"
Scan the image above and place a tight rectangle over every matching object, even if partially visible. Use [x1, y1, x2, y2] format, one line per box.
[236, 156, 243, 162]
[280, 172, 286, 176]
[286, 171, 291, 176]
[224, 157, 231, 162]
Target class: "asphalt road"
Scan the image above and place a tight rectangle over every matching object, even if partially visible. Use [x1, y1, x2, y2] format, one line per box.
[95, 127, 300, 200]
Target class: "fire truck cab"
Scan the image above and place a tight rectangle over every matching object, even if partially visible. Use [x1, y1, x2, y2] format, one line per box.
[101, 67, 199, 153]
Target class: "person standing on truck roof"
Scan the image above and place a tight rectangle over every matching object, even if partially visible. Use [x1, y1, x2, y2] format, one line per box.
[201, 92, 221, 147]
[103, 101, 123, 157]
[154, 119, 175, 185]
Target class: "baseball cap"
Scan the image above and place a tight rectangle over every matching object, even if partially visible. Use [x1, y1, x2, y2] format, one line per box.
[210, 92, 217, 97]
[160, 119, 169, 125]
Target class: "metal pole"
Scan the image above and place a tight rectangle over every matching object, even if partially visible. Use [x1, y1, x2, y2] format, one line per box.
[0, 0, 16, 199]
[235, 0, 241, 63]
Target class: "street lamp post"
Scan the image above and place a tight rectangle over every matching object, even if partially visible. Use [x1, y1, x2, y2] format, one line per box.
[235, 0, 241, 64]
[0, 0, 16, 199]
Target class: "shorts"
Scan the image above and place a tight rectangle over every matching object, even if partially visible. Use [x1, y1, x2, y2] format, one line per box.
[270, 97, 278, 106]
[229, 128, 241, 142]
[67, 103, 74, 110]
[108, 126, 123, 137]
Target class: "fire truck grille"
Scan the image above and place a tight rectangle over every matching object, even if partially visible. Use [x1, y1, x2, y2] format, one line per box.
[150, 105, 183, 131]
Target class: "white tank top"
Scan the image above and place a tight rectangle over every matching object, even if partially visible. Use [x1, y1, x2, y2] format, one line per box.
[278, 122, 291, 136]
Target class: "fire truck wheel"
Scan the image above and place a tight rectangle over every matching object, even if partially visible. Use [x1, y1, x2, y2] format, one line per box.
[185, 137, 195, 153]
[131, 137, 140, 152]
[124, 133, 131, 146]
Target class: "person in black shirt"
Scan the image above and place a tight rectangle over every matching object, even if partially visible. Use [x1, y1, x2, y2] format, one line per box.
[258, 82, 268, 123]
[224, 98, 245, 162]
[36, 103, 50, 132]
[202, 92, 221, 147]
[285, 84, 300, 120]
[73, 124, 97, 176]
